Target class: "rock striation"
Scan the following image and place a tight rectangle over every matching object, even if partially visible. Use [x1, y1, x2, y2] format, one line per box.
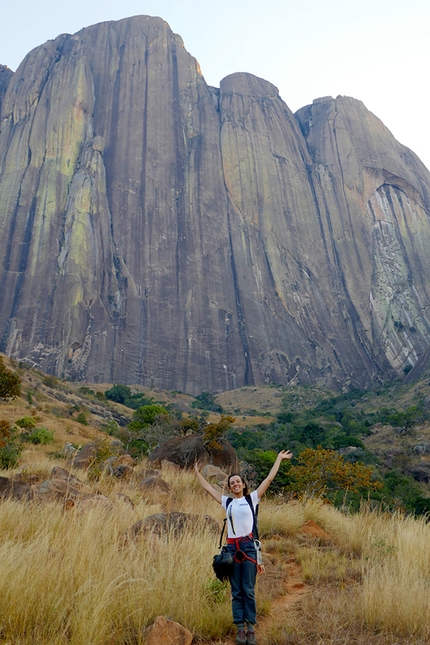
[1, 16, 430, 394]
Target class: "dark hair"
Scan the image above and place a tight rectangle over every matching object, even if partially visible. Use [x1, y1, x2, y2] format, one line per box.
[227, 473, 249, 496]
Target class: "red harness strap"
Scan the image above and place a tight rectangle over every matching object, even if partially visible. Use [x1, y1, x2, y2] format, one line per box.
[227, 534, 257, 565]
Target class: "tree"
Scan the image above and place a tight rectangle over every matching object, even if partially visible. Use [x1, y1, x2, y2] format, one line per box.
[287, 447, 382, 499]
[0, 357, 21, 400]
[203, 415, 235, 449]
[129, 404, 170, 429]
[191, 391, 224, 413]
[121, 404, 172, 457]
[104, 384, 132, 404]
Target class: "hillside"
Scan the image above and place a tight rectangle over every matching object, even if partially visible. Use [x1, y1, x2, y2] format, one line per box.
[0, 356, 429, 644]
[1, 355, 429, 514]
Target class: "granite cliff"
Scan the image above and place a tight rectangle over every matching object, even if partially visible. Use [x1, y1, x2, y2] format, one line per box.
[1, 16, 429, 394]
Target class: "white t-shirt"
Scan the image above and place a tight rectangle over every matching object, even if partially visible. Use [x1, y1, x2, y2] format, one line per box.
[221, 490, 259, 538]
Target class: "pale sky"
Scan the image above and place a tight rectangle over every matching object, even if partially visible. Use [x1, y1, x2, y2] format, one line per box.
[1, 0, 430, 169]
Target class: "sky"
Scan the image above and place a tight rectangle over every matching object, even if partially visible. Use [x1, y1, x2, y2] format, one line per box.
[1, 0, 429, 169]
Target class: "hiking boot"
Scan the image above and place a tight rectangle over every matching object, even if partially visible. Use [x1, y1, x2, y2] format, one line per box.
[235, 628, 247, 645]
[246, 629, 257, 645]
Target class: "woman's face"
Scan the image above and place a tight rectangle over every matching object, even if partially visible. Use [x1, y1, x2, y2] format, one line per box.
[228, 475, 245, 497]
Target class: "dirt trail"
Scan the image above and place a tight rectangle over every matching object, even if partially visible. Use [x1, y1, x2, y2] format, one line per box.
[217, 558, 310, 645]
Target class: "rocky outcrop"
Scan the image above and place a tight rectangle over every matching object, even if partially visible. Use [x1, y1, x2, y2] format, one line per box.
[148, 434, 239, 470]
[1, 16, 430, 393]
[0, 65, 13, 113]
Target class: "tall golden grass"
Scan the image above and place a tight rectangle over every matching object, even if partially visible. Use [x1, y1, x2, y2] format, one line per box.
[0, 460, 429, 644]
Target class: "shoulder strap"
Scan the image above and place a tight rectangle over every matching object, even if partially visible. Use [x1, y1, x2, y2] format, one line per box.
[218, 497, 233, 548]
[245, 494, 259, 540]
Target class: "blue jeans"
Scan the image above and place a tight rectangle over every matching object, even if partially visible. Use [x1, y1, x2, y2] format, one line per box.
[226, 537, 257, 625]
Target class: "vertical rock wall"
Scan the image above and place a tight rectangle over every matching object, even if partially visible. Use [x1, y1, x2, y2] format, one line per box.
[0, 16, 430, 392]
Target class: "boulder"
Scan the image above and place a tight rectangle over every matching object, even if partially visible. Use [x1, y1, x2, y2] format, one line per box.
[149, 434, 239, 471]
[201, 464, 228, 487]
[36, 478, 82, 501]
[141, 468, 161, 478]
[50, 466, 83, 485]
[338, 446, 365, 462]
[62, 442, 78, 459]
[124, 512, 219, 542]
[104, 454, 136, 479]
[72, 442, 97, 469]
[142, 616, 192, 645]
[413, 443, 430, 455]
[63, 493, 114, 511]
[405, 464, 430, 483]
[112, 493, 135, 508]
[111, 464, 134, 480]
[78, 493, 114, 510]
[0, 476, 31, 501]
[139, 476, 171, 496]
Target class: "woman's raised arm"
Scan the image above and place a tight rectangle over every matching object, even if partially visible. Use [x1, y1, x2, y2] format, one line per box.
[256, 450, 293, 499]
[194, 463, 223, 504]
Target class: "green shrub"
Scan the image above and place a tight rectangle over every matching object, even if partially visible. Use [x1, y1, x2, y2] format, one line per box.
[0, 419, 23, 468]
[191, 391, 224, 413]
[87, 437, 115, 481]
[15, 416, 37, 430]
[78, 386, 95, 397]
[42, 375, 58, 389]
[129, 404, 170, 430]
[76, 412, 89, 425]
[100, 419, 119, 436]
[0, 441, 23, 468]
[0, 356, 21, 400]
[104, 384, 155, 409]
[27, 427, 55, 445]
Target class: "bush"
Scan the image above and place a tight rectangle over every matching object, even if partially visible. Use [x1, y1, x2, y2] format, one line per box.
[104, 384, 155, 409]
[191, 391, 224, 413]
[87, 437, 116, 481]
[0, 419, 22, 468]
[76, 412, 89, 425]
[203, 415, 235, 449]
[42, 375, 58, 389]
[104, 384, 131, 404]
[129, 404, 170, 430]
[15, 416, 37, 430]
[26, 427, 55, 445]
[0, 441, 23, 468]
[0, 356, 21, 400]
[0, 419, 12, 447]
[287, 448, 383, 500]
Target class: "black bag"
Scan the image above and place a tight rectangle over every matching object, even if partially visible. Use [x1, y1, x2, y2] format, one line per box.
[212, 545, 234, 581]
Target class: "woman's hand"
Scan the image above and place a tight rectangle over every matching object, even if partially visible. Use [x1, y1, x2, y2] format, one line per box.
[278, 450, 293, 461]
[256, 448, 293, 498]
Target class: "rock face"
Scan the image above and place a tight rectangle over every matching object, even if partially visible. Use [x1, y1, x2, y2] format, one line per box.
[1, 16, 430, 393]
[0, 65, 13, 113]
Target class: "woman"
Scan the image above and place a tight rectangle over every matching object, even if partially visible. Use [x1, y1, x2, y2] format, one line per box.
[194, 449, 293, 645]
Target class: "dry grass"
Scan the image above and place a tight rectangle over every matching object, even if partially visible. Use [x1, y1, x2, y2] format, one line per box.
[0, 497, 232, 645]
[1, 359, 430, 644]
[1, 462, 429, 645]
